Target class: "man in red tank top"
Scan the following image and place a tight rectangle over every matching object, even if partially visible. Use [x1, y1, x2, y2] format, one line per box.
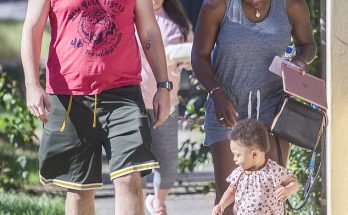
[21, 0, 172, 214]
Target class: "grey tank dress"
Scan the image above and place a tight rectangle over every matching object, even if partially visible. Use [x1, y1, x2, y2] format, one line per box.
[204, 0, 292, 146]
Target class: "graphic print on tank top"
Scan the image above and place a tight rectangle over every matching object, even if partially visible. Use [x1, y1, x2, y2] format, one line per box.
[67, 0, 125, 57]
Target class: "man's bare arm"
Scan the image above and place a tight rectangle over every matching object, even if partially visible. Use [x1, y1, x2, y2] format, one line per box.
[135, 0, 170, 128]
[21, 0, 50, 85]
[21, 0, 51, 122]
[135, 0, 168, 83]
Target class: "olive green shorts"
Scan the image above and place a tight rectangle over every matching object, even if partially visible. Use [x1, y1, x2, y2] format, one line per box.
[39, 86, 159, 190]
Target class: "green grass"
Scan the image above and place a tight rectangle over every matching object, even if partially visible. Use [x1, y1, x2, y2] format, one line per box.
[0, 20, 50, 60]
[0, 192, 65, 215]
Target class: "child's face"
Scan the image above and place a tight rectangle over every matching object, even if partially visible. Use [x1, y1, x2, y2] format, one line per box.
[230, 141, 255, 170]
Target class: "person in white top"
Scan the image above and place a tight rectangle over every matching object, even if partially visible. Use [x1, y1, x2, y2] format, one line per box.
[138, 0, 193, 214]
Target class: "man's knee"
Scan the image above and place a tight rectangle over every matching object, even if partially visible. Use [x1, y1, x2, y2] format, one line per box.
[67, 189, 96, 202]
[113, 172, 142, 188]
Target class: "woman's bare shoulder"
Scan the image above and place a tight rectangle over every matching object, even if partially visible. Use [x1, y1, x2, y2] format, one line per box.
[202, 0, 226, 13]
[286, 0, 310, 23]
[286, 0, 309, 13]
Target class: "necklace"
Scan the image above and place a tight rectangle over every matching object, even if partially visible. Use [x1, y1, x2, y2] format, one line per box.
[256, 10, 261, 18]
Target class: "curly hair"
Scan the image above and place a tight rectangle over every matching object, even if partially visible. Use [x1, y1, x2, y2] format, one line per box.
[229, 119, 270, 152]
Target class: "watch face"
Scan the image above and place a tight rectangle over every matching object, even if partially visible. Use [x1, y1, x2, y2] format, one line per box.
[157, 81, 173, 91]
[167, 81, 173, 90]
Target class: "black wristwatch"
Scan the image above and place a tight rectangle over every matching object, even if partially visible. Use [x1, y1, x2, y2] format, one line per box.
[157, 81, 173, 91]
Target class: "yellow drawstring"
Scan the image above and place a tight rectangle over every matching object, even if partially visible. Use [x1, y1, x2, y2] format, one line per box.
[59, 95, 73, 133]
[59, 94, 97, 132]
[93, 94, 97, 128]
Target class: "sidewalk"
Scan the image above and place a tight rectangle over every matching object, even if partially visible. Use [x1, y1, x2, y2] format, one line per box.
[95, 183, 215, 215]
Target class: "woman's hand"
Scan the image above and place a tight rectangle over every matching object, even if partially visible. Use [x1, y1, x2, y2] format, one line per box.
[290, 55, 308, 75]
[211, 89, 238, 128]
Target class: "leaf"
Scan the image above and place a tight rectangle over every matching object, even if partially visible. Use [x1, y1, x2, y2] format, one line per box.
[16, 156, 27, 169]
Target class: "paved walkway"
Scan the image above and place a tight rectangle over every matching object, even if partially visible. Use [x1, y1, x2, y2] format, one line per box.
[95, 191, 215, 215]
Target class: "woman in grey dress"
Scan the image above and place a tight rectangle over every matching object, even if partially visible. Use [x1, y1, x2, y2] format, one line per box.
[191, 0, 316, 213]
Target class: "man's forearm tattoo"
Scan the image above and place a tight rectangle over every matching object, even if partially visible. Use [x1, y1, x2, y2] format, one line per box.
[144, 40, 152, 50]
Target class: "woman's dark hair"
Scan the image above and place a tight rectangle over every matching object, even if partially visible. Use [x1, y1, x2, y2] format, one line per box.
[163, 0, 191, 41]
[229, 119, 270, 152]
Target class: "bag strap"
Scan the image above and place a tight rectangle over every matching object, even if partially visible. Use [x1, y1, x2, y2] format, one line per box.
[275, 136, 284, 166]
[275, 130, 325, 210]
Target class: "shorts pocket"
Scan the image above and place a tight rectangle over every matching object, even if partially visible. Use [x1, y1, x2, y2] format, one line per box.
[204, 97, 214, 113]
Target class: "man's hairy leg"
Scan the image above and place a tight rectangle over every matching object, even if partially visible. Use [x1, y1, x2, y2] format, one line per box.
[65, 189, 96, 215]
[113, 172, 144, 215]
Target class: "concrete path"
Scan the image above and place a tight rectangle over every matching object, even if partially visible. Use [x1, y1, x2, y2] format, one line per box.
[95, 190, 215, 215]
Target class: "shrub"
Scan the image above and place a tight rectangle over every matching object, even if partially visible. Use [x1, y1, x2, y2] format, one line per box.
[0, 192, 64, 215]
[0, 67, 39, 190]
[0, 69, 38, 149]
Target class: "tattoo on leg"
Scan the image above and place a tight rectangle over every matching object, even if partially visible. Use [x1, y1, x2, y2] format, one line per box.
[144, 40, 152, 50]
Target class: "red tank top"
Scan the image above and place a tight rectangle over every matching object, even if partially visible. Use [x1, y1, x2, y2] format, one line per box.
[46, 0, 141, 95]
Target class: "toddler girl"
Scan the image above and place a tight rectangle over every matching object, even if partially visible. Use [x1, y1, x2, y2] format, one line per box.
[212, 119, 299, 215]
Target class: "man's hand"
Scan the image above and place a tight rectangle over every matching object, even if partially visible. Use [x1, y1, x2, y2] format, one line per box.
[152, 88, 170, 129]
[275, 186, 291, 201]
[26, 84, 51, 123]
[212, 205, 224, 215]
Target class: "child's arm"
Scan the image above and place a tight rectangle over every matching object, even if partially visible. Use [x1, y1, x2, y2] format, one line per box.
[212, 186, 236, 215]
[275, 175, 299, 201]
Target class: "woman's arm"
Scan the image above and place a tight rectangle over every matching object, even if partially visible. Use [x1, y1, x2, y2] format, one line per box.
[135, 0, 170, 129]
[191, 0, 238, 127]
[191, 0, 225, 93]
[287, 0, 317, 71]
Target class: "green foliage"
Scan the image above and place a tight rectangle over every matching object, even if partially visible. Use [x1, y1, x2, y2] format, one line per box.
[178, 73, 210, 173]
[0, 68, 39, 191]
[179, 139, 210, 173]
[0, 149, 28, 191]
[287, 146, 322, 215]
[0, 69, 37, 149]
[0, 192, 64, 215]
[306, 0, 322, 76]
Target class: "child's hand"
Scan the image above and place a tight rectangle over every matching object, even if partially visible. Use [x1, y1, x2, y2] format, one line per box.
[212, 205, 224, 215]
[275, 186, 291, 201]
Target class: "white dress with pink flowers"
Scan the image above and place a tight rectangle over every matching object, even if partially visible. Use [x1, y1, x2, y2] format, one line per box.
[226, 159, 292, 215]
